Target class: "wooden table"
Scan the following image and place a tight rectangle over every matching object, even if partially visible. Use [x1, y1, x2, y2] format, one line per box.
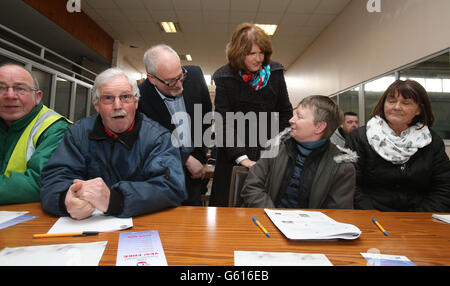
[1, 203, 450, 266]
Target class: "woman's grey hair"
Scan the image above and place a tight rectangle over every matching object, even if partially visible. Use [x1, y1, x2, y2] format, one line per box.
[143, 44, 180, 75]
[91, 68, 140, 104]
[298, 95, 344, 139]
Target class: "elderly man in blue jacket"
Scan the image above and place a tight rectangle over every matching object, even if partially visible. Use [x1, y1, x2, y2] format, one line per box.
[40, 68, 187, 219]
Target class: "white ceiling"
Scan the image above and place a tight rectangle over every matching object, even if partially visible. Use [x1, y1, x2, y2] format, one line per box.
[82, 0, 351, 77]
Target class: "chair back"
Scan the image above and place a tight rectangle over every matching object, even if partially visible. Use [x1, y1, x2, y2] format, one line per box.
[228, 166, 249, 207]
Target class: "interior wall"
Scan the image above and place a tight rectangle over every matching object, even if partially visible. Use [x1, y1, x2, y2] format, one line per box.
[284, 0, 450, 106]
[23, 0, 114, 62]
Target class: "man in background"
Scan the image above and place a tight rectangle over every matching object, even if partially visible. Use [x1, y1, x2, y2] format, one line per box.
[330, 111, 359, 147]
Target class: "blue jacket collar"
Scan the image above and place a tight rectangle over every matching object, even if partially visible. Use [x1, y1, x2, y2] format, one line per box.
[88, 111, 142, 150]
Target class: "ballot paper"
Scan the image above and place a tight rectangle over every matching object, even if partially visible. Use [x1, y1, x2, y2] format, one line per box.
[48, 210, 132, 234]
[0, 241, 107, 266]
[432, 214, 450, 224]
[234, 251, 333, 266]
[116, 230, 168, 266]
[0, 211, 28, 225]
[264, 209, 361, 240]
[361, 253, 416, 266]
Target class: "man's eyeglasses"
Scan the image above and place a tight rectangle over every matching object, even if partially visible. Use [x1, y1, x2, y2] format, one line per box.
[150, 67, 187, 88]
[0, 84, 38, 96]
[100, 94, 135, 105]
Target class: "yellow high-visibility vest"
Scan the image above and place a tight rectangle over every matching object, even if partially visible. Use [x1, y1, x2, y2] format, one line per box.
[4, 105, 67, 177]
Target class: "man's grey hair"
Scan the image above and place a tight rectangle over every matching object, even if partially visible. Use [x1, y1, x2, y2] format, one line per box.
[143, 44, 180, 75]
[91, 67, 140, 104]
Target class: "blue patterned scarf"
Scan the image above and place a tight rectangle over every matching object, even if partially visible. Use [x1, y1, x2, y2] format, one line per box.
[239, 64, 271, 91]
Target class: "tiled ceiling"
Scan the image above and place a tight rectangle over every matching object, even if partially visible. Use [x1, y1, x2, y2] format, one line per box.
[82, 0, 351, 77]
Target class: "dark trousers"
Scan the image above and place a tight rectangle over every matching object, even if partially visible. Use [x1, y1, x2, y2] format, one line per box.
[181, 172, 203, 206]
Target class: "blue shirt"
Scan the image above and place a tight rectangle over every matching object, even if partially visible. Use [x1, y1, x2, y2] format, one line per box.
[155, 88, 194, 155]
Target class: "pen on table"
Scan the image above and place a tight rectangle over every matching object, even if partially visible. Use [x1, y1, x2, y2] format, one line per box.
[372, 218, 388, 236]
[252, 217, 270, 237]
[33, 231, 99, 238]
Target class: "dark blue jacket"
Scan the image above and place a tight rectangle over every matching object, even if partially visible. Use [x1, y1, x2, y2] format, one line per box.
[346, 126, 450, 212]
[40, 112, 187, 218]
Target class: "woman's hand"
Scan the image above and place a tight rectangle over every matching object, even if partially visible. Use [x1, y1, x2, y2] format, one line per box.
[240, 158, 256, 168]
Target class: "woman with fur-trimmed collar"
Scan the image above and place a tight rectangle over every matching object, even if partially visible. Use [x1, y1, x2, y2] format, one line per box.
[241, 96, 357, 209]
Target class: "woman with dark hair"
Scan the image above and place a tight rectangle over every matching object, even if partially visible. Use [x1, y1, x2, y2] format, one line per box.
[346, 79, 450, 212]
[209, 23, 293, 206]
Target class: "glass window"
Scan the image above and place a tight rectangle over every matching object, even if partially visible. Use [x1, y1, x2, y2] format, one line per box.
[88, 89, 97, 116]
[443, 79, 450, 92]
[0, 55, 22, 66]
[330, 95, 337, 104]
[89, 106, 97, 116]
[338, 86, 359, 115]
[363, 75, 396, 123]
[54, 78, 72, 118]
[399, 51, 450, 139]
[74, 85, 88, 121]
[31, 68, 52, 107]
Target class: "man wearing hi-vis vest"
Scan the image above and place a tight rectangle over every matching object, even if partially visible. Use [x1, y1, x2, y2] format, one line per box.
[0, 63, 70, 204]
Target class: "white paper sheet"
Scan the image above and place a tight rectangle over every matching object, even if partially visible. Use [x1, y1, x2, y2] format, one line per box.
[432, 214, 450, 224]
[264, 209, 361, 240]
[0, 241, 107, 266]
[116, 230, 168, 266]
[361, 253, 416, 266]
[234, 251, 333, 266]
[0, 215, 36, 230]
[48, 211, 132, 234]
[0, 211, 28, 225]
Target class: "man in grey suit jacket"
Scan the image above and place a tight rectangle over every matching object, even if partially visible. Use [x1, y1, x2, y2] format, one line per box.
[138, 44, 212, 206]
